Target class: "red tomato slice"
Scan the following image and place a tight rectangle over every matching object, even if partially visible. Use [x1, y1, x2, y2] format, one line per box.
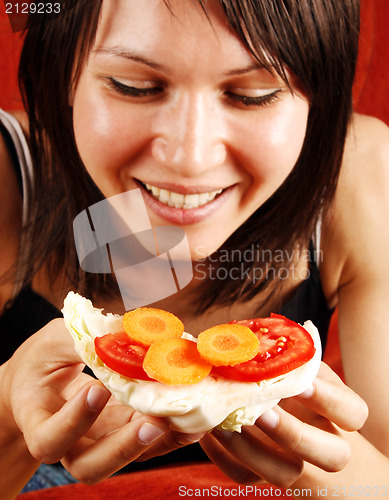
[212, 314, 315, 382]
[94, 331, 152, 380]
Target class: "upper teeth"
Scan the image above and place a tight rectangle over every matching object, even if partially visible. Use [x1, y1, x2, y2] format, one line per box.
[144, 183, 223, 209]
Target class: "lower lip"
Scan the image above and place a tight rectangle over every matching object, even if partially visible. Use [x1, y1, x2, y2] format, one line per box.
[137, 182, 235, 225]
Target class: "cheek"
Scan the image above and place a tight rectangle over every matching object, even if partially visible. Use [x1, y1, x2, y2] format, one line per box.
[237, 98, 309, 186]
[72, 81, 148, 193]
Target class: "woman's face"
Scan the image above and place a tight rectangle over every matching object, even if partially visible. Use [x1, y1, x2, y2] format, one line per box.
[72, 0, 309, 260]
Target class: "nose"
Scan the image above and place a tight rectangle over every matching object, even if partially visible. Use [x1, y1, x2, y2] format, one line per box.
[151, 91, 227, 177]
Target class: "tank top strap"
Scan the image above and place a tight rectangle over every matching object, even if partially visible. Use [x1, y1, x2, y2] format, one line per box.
[311, 212, 323, 268]
[0, 109, 33, 226]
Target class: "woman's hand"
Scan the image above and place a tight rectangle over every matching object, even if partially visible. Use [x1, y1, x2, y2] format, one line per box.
[1, 319, 203, 487]
[200, 363, 368, 487]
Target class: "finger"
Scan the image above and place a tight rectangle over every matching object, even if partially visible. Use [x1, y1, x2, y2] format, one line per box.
[296, 363, 369, 431]
[86, 404, 137, 441]
[62, 416, 167, 484]
[200, 433, 265, 485]
[60, 372, 99, 401]
[256, 405, 352, 472]
[34, 319, 85, 368]
[22, 382, 111, 464]
[209, 427, 303, 488]
[9, 319, 86, 397]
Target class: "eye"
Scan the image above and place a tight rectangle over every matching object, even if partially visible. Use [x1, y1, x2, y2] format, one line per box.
[225, 89, 282, 108]
[106, 77, 164, 98]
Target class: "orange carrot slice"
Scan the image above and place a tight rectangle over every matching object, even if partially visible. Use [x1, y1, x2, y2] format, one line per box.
[122, 307, 184, 346]
[143, 338, 212, 385]
[197, 324, 260, 366]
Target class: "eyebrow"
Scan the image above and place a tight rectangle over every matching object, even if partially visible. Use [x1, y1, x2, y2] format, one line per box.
[224, 62, 266, 76]
[92, 46, 266, 77]
[92, 47, 171, 73]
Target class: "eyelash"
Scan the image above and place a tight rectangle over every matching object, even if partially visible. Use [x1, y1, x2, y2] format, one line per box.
[106, 77, 281, 107]
[107, 77, 163, 97]
[225, 90, 281, 107]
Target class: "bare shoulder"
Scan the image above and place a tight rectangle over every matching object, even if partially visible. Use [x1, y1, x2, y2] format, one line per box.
[321, 114, 389, 298]
[0, 113, 24, 310]
[323, 116, 389, 451]
[344, 113, 389, 173]
[338, 113, 389, 235]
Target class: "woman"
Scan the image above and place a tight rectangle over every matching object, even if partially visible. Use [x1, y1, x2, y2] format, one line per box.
[0, 0, 387, 496]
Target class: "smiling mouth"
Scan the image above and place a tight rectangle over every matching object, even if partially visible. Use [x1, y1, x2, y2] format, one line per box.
[140, 182, 224, 209]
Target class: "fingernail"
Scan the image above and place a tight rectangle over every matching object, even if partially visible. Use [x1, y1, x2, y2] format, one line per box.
[257, 408, 279, 430]
[178, 432, 205, 445]
[298, 383, 315, 399]
[86, 385, 111, 411]
[138, 423, 165, 445]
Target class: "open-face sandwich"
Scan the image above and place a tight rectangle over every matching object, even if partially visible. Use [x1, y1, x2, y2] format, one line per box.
[62, 292, 321, 433]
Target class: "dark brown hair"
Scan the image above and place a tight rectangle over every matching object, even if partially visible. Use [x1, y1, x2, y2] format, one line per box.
[15, 0, 360, 309]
